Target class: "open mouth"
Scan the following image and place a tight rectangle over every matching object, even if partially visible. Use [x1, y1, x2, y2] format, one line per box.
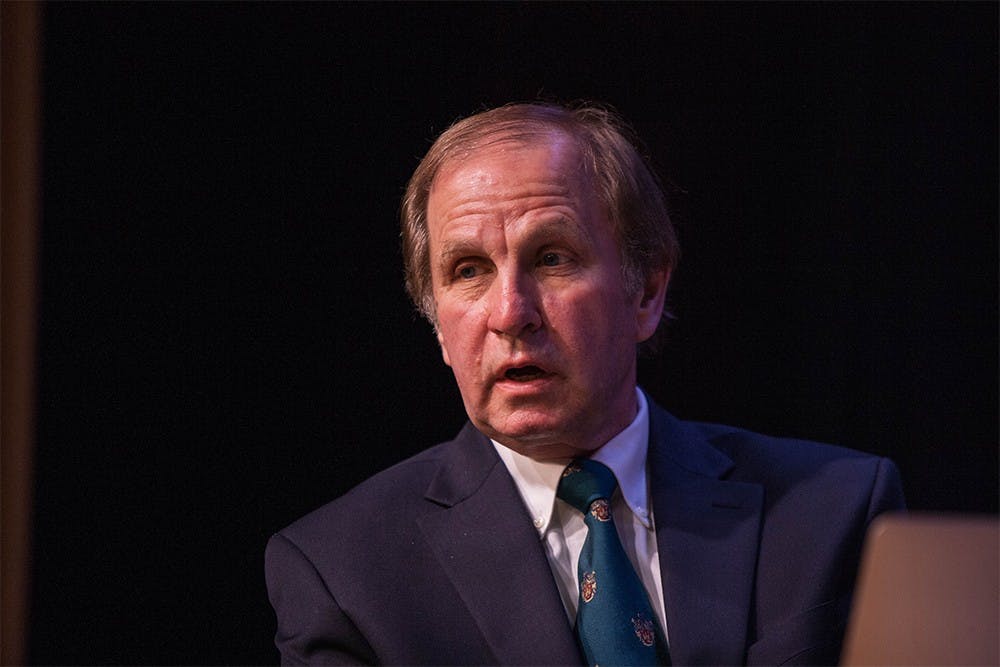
[503, 365, 547, 382]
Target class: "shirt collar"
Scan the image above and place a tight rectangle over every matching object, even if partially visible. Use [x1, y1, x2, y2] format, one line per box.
[493, 388, 652, 538]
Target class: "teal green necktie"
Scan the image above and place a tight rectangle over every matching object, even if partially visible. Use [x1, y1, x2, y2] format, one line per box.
[557, 459, 670, 667]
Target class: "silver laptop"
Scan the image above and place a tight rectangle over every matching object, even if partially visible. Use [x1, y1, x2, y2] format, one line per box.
[841, 513, 999, 666]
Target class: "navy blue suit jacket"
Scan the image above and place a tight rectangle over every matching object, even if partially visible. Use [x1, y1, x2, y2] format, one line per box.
[265, 400, 905, 665]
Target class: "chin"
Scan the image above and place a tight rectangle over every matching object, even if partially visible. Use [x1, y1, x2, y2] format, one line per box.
[481, 420, 559, 443]
[494, 435, 586, 462]
[477, 410, 574, 447]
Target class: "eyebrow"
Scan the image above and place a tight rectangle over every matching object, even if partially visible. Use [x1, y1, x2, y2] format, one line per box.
[520, 216, 594, 249]
[551, 214, 591, 233]
[434, 217, 593, 273]
[436, 239, 481, 274]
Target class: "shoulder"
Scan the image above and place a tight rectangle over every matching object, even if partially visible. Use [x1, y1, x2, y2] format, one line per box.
[694, 420, 888, 474]
[272, 423, 493, 558]
[706, 423, 907, 540]
[696, 420, 901, 496]
[648, 401, 905, 513]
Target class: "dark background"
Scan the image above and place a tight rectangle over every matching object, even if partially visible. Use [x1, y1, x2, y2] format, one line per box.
[31, 3, 996, 664]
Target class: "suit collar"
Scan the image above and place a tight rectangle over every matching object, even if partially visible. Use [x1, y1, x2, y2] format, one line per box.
[647, 403, 735, 480]
[419, 425, 583, 665]
[647, 401, 764, 665]
[423, 422, 501, 507]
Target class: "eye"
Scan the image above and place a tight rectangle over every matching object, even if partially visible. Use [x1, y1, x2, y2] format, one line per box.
[457, 264, 481, 280]
[539, 252, 565, 267]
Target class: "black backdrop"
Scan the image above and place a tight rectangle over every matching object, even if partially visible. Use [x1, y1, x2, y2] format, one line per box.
[31, 3, 997, 664]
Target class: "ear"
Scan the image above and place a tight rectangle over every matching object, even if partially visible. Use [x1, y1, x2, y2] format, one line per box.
[436, 329, 453, 367]
[634, 268, 671, 343]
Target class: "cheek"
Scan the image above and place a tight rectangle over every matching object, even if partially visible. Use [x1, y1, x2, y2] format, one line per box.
[551, 290, 633, 341]
[436, 306, 481, 368]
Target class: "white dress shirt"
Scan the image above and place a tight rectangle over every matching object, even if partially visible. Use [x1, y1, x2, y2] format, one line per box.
[493, 388, 669, 641]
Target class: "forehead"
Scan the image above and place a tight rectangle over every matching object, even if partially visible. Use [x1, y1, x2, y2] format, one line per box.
[428, 132, 594, 212]
[424, 135, 621, 278]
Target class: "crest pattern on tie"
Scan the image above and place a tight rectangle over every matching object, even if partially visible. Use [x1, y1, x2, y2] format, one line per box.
[557, 459, 669, 666]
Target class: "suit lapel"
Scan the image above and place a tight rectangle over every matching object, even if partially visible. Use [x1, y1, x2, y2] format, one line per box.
[417, 425, 582, 666]
[647, 404, 764, 665]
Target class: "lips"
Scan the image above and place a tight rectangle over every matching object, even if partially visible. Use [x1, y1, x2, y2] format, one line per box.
[496, 360, 554, 384]
[504, 365, 547, 382]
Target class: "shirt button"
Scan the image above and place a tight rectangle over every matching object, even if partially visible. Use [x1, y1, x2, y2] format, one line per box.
[533, 517, 544, 528]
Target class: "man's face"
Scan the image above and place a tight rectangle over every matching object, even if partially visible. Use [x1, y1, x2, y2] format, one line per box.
[426, 132, 667, 460]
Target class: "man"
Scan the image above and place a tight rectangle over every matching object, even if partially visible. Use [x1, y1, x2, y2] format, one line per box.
[265, 102, 905, 665]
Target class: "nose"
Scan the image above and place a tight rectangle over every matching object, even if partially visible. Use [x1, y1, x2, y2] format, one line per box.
[487, 270, 542, 338]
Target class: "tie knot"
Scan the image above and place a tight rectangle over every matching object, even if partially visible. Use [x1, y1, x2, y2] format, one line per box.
[556, 459, 619, 514]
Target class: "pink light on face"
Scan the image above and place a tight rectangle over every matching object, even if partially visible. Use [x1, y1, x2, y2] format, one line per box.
[426, 133, 668, 461]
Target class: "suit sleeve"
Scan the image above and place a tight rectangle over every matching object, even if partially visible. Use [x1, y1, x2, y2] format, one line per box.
[745, 455, 906, 665]
[866, 456, 907, 521]
[265, 532, 378, 665]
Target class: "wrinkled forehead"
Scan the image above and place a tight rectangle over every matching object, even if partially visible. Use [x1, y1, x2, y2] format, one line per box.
[425, 128, 620, 262]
